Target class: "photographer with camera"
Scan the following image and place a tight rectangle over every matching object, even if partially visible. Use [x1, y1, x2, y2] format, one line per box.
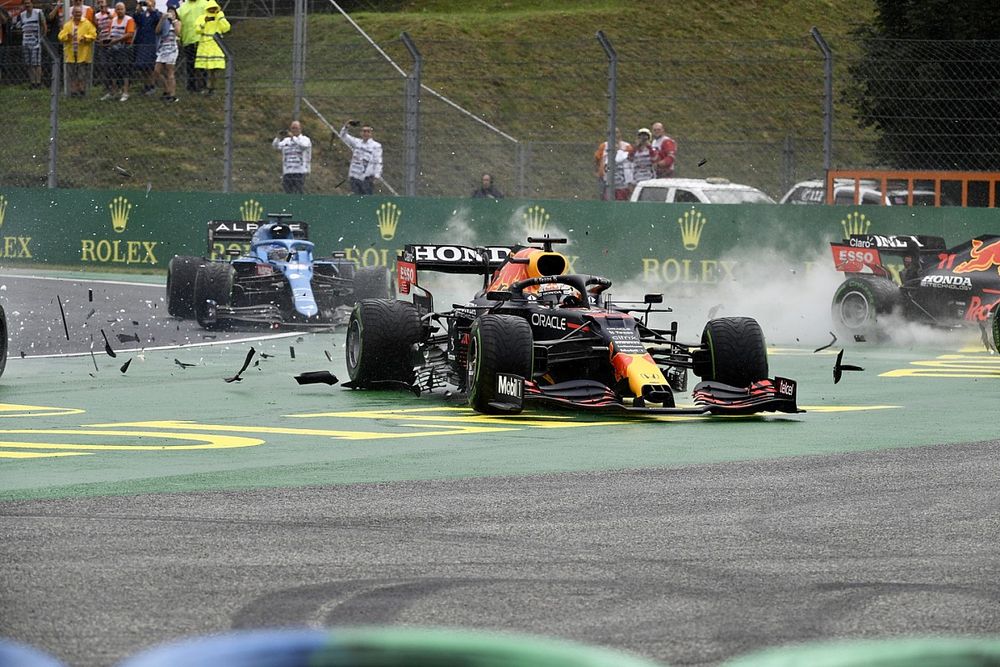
[193, 0, 228, 95]
[272, 120, 312, 194]
[339, 119, 383, 196]
[152, 3, 180, 102]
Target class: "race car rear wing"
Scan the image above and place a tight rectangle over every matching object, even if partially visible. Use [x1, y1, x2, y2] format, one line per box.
[831, 234, 946, 274]
[396, 244, 512, 294]
[207, 218, 309, 252]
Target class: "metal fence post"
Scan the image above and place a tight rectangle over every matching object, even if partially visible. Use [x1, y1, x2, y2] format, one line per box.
[41, 37, 61, 188]
[811, 27, 832, 177]
[292, 0, 306, 118]
[782, 134, 795, 196]
[215, 33, 234, 193]
[401, 32, 420, 197]
[597, 31, 617, 201]
[516, 142, 527, 197]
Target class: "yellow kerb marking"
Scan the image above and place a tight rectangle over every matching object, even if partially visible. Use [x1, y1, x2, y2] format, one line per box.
[0, 403, 86, 417]
[0, 428, 263, 450]
[88, 419, 520, 440]
[0, 450, 90, 459]
[881, 354, 1000, 378]
[797, 405, 901, 413]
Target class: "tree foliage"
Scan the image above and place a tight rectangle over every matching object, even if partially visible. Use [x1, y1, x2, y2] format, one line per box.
[847, 0, 1000, 170]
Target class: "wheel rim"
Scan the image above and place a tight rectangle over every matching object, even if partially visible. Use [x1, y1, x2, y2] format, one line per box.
[347, 319, 362, 369]
[838, 290, 873, 329]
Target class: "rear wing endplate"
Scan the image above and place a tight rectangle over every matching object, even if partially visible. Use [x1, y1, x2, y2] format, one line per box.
[396, 244, 512, 294]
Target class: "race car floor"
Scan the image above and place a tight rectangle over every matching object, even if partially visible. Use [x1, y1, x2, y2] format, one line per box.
[1, 270, 999, 666]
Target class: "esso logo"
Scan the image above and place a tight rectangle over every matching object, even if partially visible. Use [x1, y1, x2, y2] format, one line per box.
[838, 249, 877, 264]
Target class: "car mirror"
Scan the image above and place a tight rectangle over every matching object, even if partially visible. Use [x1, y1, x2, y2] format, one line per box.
[644, 294, 663, 304]
[486, 290, 512, 302]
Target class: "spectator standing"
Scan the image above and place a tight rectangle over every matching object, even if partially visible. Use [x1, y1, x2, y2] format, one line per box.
[152, 3, 180, 102]
[104, 2, 134, 101]
[13, 0, 46, 88]
[628, 128, 657, 187]
[339, 120, 383, 196]
[58, 4, 96, 97]
[176, 0, 205, 92]
[471, 173, 503, 199]
[193, 0, 227, 95]
[650, 121, 677, 178]
[272, 120, 312, 194]
[132, 0, 160, 95]
[93, 0, 113, 97]
[593, 127, 632, 200]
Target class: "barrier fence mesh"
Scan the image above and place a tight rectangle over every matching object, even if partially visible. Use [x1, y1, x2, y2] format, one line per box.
[2, 11, 999, 201]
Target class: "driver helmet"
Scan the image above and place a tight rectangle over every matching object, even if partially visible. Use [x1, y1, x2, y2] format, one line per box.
[267, 246, 290, 262]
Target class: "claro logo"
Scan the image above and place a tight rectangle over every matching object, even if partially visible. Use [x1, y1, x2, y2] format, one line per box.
[80, 196, 160, 265]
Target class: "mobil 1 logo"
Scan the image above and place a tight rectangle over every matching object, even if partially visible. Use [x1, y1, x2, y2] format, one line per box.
[495, 373, 524, 409]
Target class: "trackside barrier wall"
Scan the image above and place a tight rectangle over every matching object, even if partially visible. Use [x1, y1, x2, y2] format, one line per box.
[0, 188, 996, 289]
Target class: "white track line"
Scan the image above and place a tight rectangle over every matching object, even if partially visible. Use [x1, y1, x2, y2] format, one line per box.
[0, 273, 162, 288]
[13, 331, 308, 360]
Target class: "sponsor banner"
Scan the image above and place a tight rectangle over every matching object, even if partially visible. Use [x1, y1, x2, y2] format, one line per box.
[0, 187, 995, 290]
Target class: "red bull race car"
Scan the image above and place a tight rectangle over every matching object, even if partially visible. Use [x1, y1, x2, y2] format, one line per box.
[345, 237, 799, 416]
[830, 233, 1000, 350]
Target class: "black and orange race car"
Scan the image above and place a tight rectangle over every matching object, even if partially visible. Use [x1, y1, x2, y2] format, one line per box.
[345, 237, 799, 416]
[830, 234, 1000, 350]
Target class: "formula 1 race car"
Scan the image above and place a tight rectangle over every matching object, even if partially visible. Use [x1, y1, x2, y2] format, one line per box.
[167, 214, 390, 329]
[344, 237, 800, 416]
[830, 234, 1000, 350]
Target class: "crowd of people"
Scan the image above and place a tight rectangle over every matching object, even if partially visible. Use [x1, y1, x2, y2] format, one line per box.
[0, 0, 229, 100]
[594, 122, 677, 200]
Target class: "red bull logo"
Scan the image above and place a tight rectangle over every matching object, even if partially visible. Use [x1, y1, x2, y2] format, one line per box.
[954, 239, 1000, 276]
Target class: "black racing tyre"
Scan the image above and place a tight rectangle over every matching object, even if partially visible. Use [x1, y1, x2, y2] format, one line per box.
[352, 266, 391, 302]
[831, 275, 899, 340]
[193, 262, 235, 329]
[0, 304, 7, 379]
[166, 255, 202, 318]
[346, 299, 422, 386]
[695, 316, 769, 387]
[467, 314, 533, 415]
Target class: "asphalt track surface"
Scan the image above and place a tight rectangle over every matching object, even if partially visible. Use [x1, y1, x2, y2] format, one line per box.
[1, 269, 999, 666]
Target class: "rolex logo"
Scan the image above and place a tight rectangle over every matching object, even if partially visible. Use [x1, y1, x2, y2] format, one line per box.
[841, 212, 871, 237]
[677, 210, 707, 250]
[376, 202, 401, 241]
[0, 195, 6, 228]
[240, 199, 264, 222]
[109, 196, 132, 233]
[523, 205, 550, 235]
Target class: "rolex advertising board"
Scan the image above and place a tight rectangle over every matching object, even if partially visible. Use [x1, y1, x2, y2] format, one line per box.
[0, 188, 994, 289]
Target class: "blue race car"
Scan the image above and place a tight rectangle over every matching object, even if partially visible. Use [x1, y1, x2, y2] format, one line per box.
[167, 213, 390, 329]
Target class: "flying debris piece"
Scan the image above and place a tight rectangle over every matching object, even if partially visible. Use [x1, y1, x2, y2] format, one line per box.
[145, 183, 152, 197]
[88, 289, 93, 302]
[833, 349, 864, 384]
[89, 347, 99, 372]
[100, 329, 117, 358]
[119, 358, 132, 374]
[203, 334, 217, 340]
[814, 331, 838, 353]
[259, 352, 274, 359]
[324, 350, 332, 362]
[86, 309, 96, 320]
[707, 304, 723, 319]
[113, 165, 133, 178]
[294, 371, 339, 386]
[978, 319, 993, 353]
[174, 358, 196, 368]
[289, 346, 296, 359]
[56, 295, 70, 340]
[296, 337, 305, 343]
[224, 347, 256, 383]
[116, 333, 141, 344]
[19, 351, 25, 359]
[854, 334, 867, 343]
[697, 158, 708, 167]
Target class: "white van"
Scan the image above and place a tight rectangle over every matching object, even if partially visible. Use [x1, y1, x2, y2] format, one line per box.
[630, 177, 775, 204]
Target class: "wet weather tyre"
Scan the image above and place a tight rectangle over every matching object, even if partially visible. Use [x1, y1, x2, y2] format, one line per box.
[831, 276, 899, 340]
[467, 314, 533, 415]
[167, 255, 202, 318]
[352, 266, 391, 302]
[194, 263, 235, 330]
[346, 299, 422, 386]
[0, 304, 7, 379]
[696, 316, 768, 387]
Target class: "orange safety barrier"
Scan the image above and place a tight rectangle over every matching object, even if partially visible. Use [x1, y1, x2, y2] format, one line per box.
[826, 169, 1000, 207]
